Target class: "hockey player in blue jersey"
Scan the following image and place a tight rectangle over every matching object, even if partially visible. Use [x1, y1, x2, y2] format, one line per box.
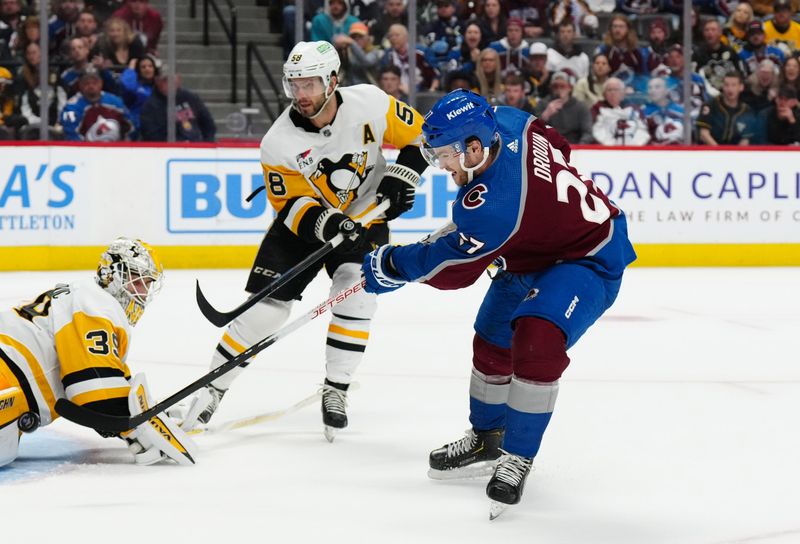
[361, 89, 637, 518]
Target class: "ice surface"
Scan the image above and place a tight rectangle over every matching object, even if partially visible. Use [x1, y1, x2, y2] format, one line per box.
[1, 267, 799, 544]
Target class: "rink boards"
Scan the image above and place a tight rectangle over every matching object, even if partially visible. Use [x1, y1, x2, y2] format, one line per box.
[0, 142, 798, 269]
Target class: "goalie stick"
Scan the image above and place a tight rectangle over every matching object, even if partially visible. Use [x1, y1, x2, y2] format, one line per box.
[188, 383, 360, 435]
[196, 199, 391, 328]
[54, 279, 371, 434]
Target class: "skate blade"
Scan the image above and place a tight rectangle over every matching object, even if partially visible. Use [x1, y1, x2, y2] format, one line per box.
[427, 460, 498, 481]
[324, 425, 338, 443]
[489, 500, 509, 520]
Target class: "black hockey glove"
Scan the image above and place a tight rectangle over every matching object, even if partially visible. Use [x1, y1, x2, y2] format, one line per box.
[316, 210, 365, 252]
[376, 164, 420, 221]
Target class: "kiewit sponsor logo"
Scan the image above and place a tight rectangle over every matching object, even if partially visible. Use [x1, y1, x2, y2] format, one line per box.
[446, 102, 475, 120]
[564, 296, 579, 319]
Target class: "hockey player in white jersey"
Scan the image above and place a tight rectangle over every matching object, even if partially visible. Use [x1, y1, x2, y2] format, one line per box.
[0, 238, 198, 468]
[178, 41, 428, 441]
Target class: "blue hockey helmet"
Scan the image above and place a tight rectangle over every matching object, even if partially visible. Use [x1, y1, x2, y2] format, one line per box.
[421, 89, 497, 157]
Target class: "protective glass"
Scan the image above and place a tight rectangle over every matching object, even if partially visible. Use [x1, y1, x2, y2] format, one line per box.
[421, 141, 462, 169]
[282, 76, 326, 100]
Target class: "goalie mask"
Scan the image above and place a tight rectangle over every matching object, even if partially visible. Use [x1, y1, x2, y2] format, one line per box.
[96, 238, 164, 326]
[282, 40, 341, 119]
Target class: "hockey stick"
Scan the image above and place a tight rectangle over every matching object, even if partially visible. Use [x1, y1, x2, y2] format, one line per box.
[196, 199, 390, 328]
[54, 279, 370, 434]
[188, 383, 360, 435]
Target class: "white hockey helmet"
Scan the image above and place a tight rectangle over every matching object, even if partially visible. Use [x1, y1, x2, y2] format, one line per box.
[96, 237, 164, 326]
[282, 40, 341, 101]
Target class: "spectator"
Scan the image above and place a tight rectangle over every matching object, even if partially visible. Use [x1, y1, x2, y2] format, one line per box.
[12, 14, 39, 58]
[60, 36, 117, 97]
[780, 56, 800, 94]
[475, 46, 503, 104]
[697, 71, 755, 145]
[642, 76, 685, 145]
[377, 64, 408, 102]
[422, 0, 462, 49]
[550, 0, 599, 38]
[349, 0, 381, 28]
[112, 0, 163, 54]
[740, 21, 785, 76]
[61, 65, 132, 141]
[85, 0, 125, 23]
[723, 2, 754, 52]
[425, 38, 460, 79]
[764, 84, 800, 144]
[443, 69, 478, 92]
[336, 22, 382, 86]
[522, 42, 552, 102]
[617, 0, 659, 16]
[97, 16, 146, 71]
[506, 0, 549, 39]
[694, 18, 744, 91]
[591, 77, 650, 146]
[744, 58, 780, 113]
[0, 66, 18, 138]
[75, 10, 101, 52]
[573, 53, 611, 108]
[548, 20, 590, 79]
[500, 72, 535, 114]
[280, 0, 325, 57]
[381, 24, 438, 92]
[49, 0, 83, 57]
[479, 0, 505, 44]
[371, 0, 407, 48]
[535, 70, 594, 143]
[488, 17, 528, 77]
[140, 67, 216, 142]
[0, 0, 22, 60]
[455, 21, 484, 73]
[764, 0, 800, 54]
[595, 14, 644, 76]
[664, 44, 713, 120]
[118, 52, 156, 128]
[15, 44, 67, 139]
[311, 0, 359, 44]
[640, 18, 672, 75]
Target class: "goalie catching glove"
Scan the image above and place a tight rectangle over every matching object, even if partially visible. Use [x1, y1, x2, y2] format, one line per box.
[123, 373, 199, 466]
[376, 163, 420, 220]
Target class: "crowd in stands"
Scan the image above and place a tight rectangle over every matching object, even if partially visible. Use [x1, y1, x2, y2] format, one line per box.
[281, 0, 800, 146]
[0, 0, 215, 141]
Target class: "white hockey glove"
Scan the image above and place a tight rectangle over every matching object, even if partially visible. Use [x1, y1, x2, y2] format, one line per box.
[123, 373, 199, 466]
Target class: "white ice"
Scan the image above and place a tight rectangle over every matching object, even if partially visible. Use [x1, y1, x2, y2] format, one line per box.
[1, 267, 799, 544]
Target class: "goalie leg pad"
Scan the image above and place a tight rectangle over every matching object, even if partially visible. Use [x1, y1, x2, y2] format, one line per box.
[127, 373, 198, 466]
[210, 297, 293, 390]
[0, 386, 24, 467]
[325, 263, 376, 383]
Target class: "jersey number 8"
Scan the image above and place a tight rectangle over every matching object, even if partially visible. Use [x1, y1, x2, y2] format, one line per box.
[267, 172, 286, 196]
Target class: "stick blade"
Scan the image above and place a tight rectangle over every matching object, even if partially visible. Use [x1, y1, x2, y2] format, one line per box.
[195, 279, 236, 328]
[55, 398, 133, 433]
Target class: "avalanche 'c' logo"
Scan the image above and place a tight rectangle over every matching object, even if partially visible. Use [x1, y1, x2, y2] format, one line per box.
[462, 184, 488, 209]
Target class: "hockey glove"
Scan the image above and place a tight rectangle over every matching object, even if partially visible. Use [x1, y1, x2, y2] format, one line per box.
[376, 164, 420, 221]
[316, 209, 365, 252]
[362, 245, 407, 294]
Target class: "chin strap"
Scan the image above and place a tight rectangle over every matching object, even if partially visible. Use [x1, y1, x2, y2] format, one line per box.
[460, 146, 491, 184]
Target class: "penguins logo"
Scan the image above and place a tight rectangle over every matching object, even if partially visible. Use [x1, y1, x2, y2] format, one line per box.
[310, 151, 373, 206]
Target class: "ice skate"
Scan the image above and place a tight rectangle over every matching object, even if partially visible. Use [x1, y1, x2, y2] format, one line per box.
[486, 452, 533, 520]
[428, 428, 504, 480]
[320, 379, 349, 442]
